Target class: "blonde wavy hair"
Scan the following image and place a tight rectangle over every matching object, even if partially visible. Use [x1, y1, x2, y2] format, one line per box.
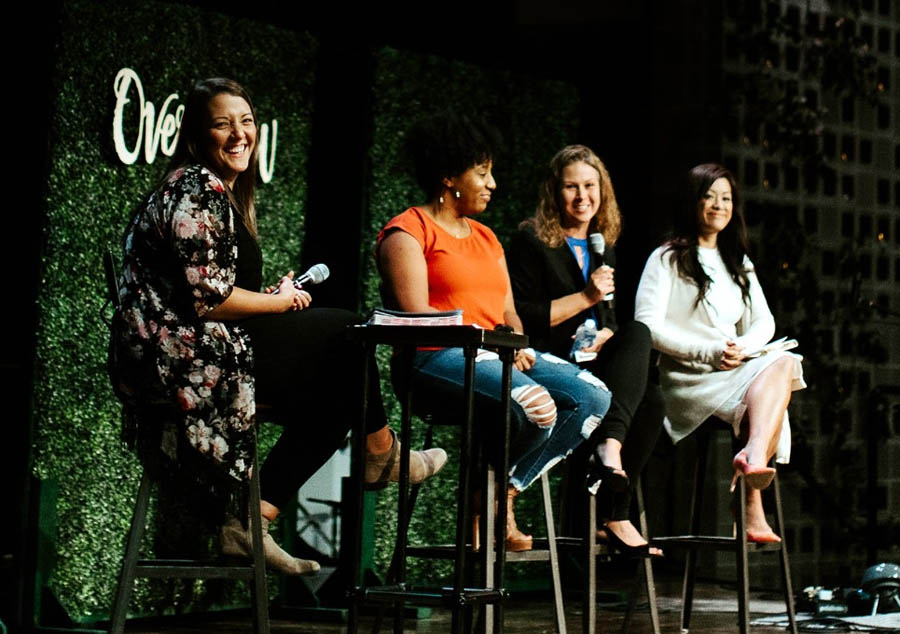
[522, 145, 622, 248]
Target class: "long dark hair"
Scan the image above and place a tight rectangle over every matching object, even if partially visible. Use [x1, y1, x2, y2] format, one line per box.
[168, 77, 260, 236]
[664, 163, 750, 307]
[522, 144, 622, 248]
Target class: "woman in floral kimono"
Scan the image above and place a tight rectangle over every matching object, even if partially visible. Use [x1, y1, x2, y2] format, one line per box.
[110, 78, 446, 575]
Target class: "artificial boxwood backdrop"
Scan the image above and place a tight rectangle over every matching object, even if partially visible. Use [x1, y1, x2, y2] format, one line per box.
[34, 0, 581, 622]
[34, 0, 315, 620]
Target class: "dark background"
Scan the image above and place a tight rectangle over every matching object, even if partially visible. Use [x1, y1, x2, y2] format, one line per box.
[6, 0, 898, 629]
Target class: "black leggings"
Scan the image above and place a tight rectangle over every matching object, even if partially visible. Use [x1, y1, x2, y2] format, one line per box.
[242, 308, 386, 508]
[585, 321, 664, 521]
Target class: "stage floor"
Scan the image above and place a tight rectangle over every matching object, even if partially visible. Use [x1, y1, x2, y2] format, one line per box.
[121, 576, 806, 633]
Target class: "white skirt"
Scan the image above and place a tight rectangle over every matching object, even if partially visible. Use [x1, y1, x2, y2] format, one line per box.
[659, 351, 806, 463]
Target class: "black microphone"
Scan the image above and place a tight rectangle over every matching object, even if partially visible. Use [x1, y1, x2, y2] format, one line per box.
[588, 232, 606, 267]
[588, 233, 613, 302]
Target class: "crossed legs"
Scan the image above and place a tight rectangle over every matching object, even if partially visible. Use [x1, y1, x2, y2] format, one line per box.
[736, 355, 795, 539]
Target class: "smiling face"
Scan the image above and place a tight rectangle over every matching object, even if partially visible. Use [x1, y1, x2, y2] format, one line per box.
[447, 160, 496, 215]
[203, 93, 257, 188]
[559, 161, 601, 236]
[697, 177, 733, 245]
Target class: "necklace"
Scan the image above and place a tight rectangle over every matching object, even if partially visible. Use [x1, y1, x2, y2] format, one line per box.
[426, 204, 470, 238]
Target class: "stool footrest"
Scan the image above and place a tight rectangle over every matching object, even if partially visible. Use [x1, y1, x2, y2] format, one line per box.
[135, 559, 256, 579]
[351, 584, 506, 606]
[651, 535, 782, 552]
[406, 540, 555, 562]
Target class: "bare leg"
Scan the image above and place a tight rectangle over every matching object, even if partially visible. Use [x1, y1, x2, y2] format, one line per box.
[260, 500, 280, 521]
[743, 488, 780, 540]
[740, 357, 794, 468]
[738, 356, 794, 539]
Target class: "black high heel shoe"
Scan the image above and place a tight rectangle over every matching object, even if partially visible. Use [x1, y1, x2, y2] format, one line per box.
[603, 522, 664, 559]
[585, 453, 630, 495]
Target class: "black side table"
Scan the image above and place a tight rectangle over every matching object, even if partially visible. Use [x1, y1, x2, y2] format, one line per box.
[345, 325, 528, 634]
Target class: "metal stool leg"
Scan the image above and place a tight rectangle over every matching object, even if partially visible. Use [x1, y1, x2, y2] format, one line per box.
[772, 469, 798, 634]
[637, 479, 660, 634]
[681, 432, 709, 632]
[248, 445, 270, 634]
[109, 470, 152, 634]
[483, 465, 497, 634]
[450, 346, 478, 634]
[736, 479, 750, 634]
[621, 477, 660, 634]
[541, 472, 566, 634]
[584, 493, 596, 634]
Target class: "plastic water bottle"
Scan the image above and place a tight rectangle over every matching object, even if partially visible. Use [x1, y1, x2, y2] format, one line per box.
[570, 318, 598, 361]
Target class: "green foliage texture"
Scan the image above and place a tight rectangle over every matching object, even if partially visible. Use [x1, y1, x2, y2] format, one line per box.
[34, 0, 315, 620]
[361, 47, 579, 586]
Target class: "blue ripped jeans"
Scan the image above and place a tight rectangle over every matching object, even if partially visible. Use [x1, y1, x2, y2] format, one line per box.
[411, 348, 612, 490]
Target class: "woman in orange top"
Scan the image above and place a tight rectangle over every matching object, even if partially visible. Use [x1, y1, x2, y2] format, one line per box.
[377, 112, 612, 550]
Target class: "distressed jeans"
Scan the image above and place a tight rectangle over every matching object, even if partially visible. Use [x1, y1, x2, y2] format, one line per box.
[410, 347, 612, 490]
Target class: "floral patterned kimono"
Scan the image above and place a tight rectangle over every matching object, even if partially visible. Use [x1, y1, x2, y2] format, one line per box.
[110, 164, 256, 482]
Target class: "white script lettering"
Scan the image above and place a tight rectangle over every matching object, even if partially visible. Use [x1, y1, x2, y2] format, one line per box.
[112, 68, 277, 182]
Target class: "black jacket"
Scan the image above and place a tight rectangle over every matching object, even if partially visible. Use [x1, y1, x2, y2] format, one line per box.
[507, 226, 618, 357]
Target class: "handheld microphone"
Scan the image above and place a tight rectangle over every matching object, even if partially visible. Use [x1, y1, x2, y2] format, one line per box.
[588, 232, 606, 266]
[295, 263, 330, 287]
[272, 263, 330, 294]
[588, 233, 614, 302]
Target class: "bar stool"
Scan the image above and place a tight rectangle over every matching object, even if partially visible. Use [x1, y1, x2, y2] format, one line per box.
[583, 477, 660, 634]
[345, 325, 527, 634]
[379, 351, 565, 634]
[103, 249, 269, 634]
[556, 460, 660, 634]
[650, 420, 798, 634]
[107, 440, 269, 634]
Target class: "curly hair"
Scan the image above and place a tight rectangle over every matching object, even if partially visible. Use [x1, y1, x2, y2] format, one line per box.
[663, 163, 751, 307]
[521, 145, 622, 248]
[405, 111, 502, 199]
[169, 77, 260, 236]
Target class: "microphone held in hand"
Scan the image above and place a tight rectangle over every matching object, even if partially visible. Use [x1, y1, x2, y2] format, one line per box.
[295, 263, 330, 287]
[272, 264, 330, 294]
[588, 232, 606, 267]
[588, 233, 614, 302]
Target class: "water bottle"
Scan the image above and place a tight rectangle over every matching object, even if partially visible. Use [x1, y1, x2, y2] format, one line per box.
[570, 318, 598, 362]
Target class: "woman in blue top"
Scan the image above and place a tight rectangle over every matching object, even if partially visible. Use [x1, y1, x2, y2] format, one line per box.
[508, 145, 663, 556]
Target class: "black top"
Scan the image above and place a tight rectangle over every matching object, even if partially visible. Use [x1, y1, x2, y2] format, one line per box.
[507, 226, 617, 357]
[234, 213, 262, 292]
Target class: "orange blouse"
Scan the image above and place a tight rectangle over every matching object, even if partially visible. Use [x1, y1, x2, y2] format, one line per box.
[377, 207, 509, 329]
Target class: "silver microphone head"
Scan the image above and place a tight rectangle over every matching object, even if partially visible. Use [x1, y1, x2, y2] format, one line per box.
[589, 232, 606, 255]
[306, 263, 330, 285]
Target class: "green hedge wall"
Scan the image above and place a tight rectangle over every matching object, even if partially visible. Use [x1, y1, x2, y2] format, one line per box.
[34, 0, 315, 620]
[361, 47, 579, 585]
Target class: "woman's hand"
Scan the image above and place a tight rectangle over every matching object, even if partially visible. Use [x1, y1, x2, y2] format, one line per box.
[272, 273, 312, 312]
[581, 327, 615, 354]
[718, 341, 746, 370]
[583, 266, 615, 304]
[514, 348, 536, 371]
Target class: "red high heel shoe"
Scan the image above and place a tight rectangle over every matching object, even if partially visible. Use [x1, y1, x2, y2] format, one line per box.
[731, 450, 776, 491]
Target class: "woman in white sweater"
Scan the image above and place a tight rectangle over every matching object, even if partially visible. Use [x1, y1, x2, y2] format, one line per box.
[634, 163, 805, 542]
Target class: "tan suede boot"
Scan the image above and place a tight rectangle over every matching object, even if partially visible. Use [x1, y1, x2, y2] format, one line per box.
[365, 428, 448, 490]
[220, 515, 320, 576]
